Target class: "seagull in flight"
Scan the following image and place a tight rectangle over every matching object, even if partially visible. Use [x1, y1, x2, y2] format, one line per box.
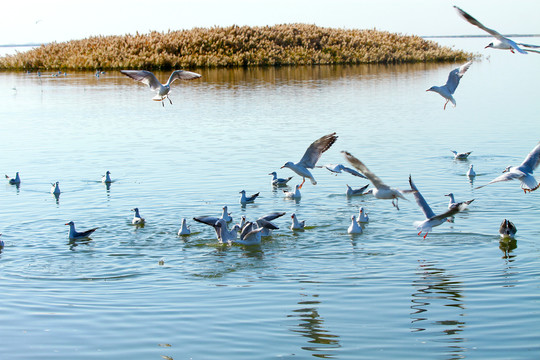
[426, 61, 472, 110]
[319, 163, 367, 179]
[120, 69, 201, 106]
[476, 142, 540, 193]
[281, 132, 338, 188]
[454, 6, 540, 54]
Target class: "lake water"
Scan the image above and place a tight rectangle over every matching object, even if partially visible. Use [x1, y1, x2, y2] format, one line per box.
[1, 38, 539, 359]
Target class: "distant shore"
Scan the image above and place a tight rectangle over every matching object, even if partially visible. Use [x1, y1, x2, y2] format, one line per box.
[0, 24, 472, 71]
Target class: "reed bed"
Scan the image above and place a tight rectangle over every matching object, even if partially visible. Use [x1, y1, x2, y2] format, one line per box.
[0, 24, 470, 70]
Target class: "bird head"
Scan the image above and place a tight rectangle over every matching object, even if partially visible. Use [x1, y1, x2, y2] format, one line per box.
[502, 166, 512, 173]
[485, 42, 494, 49]
[65, 221, 74, 226]
[281, 162, 293, 169]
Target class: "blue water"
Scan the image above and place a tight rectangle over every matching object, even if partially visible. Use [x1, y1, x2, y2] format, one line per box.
[0, 38, 539, 359]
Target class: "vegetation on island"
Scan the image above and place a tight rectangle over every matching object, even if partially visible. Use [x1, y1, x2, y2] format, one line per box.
[0, 24, 471, 71]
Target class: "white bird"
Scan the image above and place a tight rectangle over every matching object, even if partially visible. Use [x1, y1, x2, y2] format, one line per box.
[476, 142, 540, 193]
[268, 171, 293, 186]
[409, 175, 474, 239]
[65, 221, 98, 240]
[451, 150, 472, 160]
[346, 184, 369, 197]
[444, 193, 457, 209]
[283, 184, 301, 199]
[193, 216, 240, 243]
[290, 213, 305, 230]
[499, 219, 517, 239]
[467, 165, 476, 177]
[348, 215, 363, 234]
[239, 190, 260, 204]
[342, 151, 410, 210]
[120, 69, 202, 106]
[131, 208, 145, 225]
[220, 206, 233, 222]
[50, 181, 61, 195]
[357, 207, 369, 223]
[5, 172, 20, 185]
[426, 61, 472, 110]
[230, 218, 280, 245]
[281, 132, 338, 188]
[319, 164, 367, 179]
[454, 6, 540, 54]
[178, 218, 191, 236]
[102, 171, 112, 183]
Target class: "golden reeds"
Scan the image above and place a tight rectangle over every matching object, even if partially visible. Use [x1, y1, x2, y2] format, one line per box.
[0, 24, 470, 70]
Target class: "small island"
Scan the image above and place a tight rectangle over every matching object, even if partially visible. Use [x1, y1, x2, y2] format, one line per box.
[0, 24, 470, 71]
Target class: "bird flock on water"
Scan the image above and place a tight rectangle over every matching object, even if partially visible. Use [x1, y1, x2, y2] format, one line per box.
[2, 6, 539, 249]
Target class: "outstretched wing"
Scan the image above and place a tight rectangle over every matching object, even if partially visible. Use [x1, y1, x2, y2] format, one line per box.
[520, 142, 540, 172]
[445, 61, 472, 94]
[342, 151, 389, 190]
[475, 172, 521, 189]
[258, 212, 286, 222]
[409, 175, 436, 219]
[342, 165, 368, 179]
[454, 6, 503, 39]
[298, 133, 338, 169]
[430, 200, 472, 221]
[120, 70, 161, 91]
[167, 70, 202, 85]
[193, 216, 220, 227]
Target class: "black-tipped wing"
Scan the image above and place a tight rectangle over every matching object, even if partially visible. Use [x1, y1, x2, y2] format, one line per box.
[454, 6, 503, 39]
[78, 228, 98, 237]
[120, 70, 162, 91]
[193, 216, 220, 227]
[430, 200, 472, 221]
[167, 70, 202, 85]
[298, 133, 338, 169]
[409, 175, 436, 219]
[342, 151, 389, 190]
[258, 212, 286, 222]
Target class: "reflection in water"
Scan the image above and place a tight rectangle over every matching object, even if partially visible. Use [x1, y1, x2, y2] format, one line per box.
[410, 261, 466, 358]
[288, 293, 341, 358]
[499, 238, 517, 260]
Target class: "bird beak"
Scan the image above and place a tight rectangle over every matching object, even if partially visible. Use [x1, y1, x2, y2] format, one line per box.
[280, 166, 285, 169]
[65, 223, 70, 226]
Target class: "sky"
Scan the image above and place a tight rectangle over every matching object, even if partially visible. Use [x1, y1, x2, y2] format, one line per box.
[1, 0, 538, 45]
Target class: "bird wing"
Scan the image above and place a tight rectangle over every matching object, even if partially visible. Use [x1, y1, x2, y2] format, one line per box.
[258, 212, 286, 222]
[445, 61, 472, 94]
[167, 70, 202, 85]
[120, 70, 162, 91]
[256, 219, 279, 230]
[518, 42, 540, 49]
[409, 175, 436, 219]
[454, 6, 504, 39]
[342, 151, 390, 190]
[79, 228, 98, 237]
[298, 133, 338, 169]
[342, 165, 368, 179]
[475, 172, 522, 189]
[193, 216, 220, 227]
[520, 142, 540, 172]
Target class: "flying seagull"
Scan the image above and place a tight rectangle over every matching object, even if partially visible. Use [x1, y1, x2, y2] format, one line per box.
[426, 61, 472, 110]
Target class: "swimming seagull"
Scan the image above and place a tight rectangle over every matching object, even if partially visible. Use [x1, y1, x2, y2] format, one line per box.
[454, 6, 540, 54]
[178, 218, 191, 236]
[290, 213, 305, 230]
[5, 172, 20, 185]
[319, 164, 367, 179]
[281, 132, 338, 188]
[342, 151, 411, 210]
[357, 207, 369, 223]
[239, 190, 260, 205]
[102, 171, 112, 183]
[51, 181, 61, 195]
[409, 175, 474, 239]
[499, 219, 517, 239]
[120, 69, 202, 106]
[283, 184, 301, 199]
[348, 215, 363, 234]
[444, 193, 457, 209]
[346, 184, 370, 197]
[467, 165, 476, 177]
[476, 141, 540, 193]
[193, 216, 240, 243]
[451, 150, 471, 160]
[256, 212, 286, 236]
[230, 219, 280, 245]
[268, 171, 293, 186]
[220, 206, 233, 222]
[65, 221, 98, 240]
[426, 61, 472, 109]
[131, 208, 145, 225]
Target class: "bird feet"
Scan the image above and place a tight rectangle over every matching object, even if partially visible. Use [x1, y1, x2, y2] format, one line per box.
[299, 178, 306, 189]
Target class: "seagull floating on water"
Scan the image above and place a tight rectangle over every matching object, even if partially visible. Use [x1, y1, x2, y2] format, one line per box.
[102, 171, 112, 183]
[239, 190, 260, 205]
[444, 193, 457, 209]
[342, 151, 410, 210]
[255, 212, 286, 236]
[120, 69, 202, 106]
[5, 172, 20, 185]
[50, 181, 61, 195]
[65, 221, 98, 240]
[499, 219, 517, 239]
[346, 184, 369, 197]
[131, 208, 145, 225]
[476, 141, 540, 193]
[290, 213, 305, 231]
[230, 218, 280, 245]
[268, 171, 293, 187]
[357, 207, 369, 223]
[409, 175, 474, 239]
[454, 6, 540, 54]
[220, 206, 233, 222]
[178, 218, 191, 236]
[193, 216, 240, 243]
[283, 184, 301, 199]
[281, 132, 338, 188]
[467, 165, 476, 177]
[451, 150, 471, 160]
[348, 215, 363, 234]
[426, 61, 472, 110]
[319, 164, 367, 179]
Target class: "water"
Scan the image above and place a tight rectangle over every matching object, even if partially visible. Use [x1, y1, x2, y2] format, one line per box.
[1, 38, 539, 359]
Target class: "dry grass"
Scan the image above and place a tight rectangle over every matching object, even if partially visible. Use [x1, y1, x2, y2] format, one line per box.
[0, 24, 470, 70]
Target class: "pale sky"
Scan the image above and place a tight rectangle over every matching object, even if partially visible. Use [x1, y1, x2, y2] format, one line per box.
[1, 0, 538, 45]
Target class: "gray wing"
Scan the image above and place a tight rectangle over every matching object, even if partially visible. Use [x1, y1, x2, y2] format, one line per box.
[409, 175, 436, 219]
[342, 151, 390, 190]
[520, 142, 540, 172]
[258, 212, 286, 222]
[240, 222, 256, 240]
[193, 216, 220, 227]
[475, 172, 521, 189]
[120, 70, 161, 91]
[79, 228, 98, 237]
[445, 61, 472, 94]
[255, 219, 279, 230]
[298, 133, 338, 169]
[430, 201, 472, 221]
[454, 6, 503, 39]
[342, 165, 368, 179]
[167, 70, 202, 85]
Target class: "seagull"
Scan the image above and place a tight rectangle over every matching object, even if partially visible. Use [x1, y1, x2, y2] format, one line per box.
[342, 151, 410, 210]
[230, 219, 279, 245]
[239, 190, 260, 205]
[348, 215, 363, 234]
[426, 61, 472, 109]
[50, 181, 61, 195]
[102, 171, 112, 183]
[499, 219, 517, 239]
[451, 150, 471, 160]
[454, 6, 540, 54]
[65, 221, 98, 240]
[268, 171, 293, 186]
[346, 184, 370, 197]
[357, 207, 369, 223]
[444, 193, 457, 209]
[290, 213, 305, 231]
[220, 206, 233, 222]
[283, 184, 301, 199]
[178, 218, 191, 236]
[5, 172, 20, 185]
[131, 208, 145, 225]
[475, 141, 540, 193]
[409, 175, 474, 239]
[319, 164, 367, 179]
[193, 216, 240, 243]
[120, 69, 202, 106]
[467, 164, 476, 177]
[255, 212, 286, 236]
[281, 132, 338, 188]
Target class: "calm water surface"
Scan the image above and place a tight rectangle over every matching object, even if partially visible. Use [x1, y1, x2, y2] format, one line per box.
[0, 38, 539, 359]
